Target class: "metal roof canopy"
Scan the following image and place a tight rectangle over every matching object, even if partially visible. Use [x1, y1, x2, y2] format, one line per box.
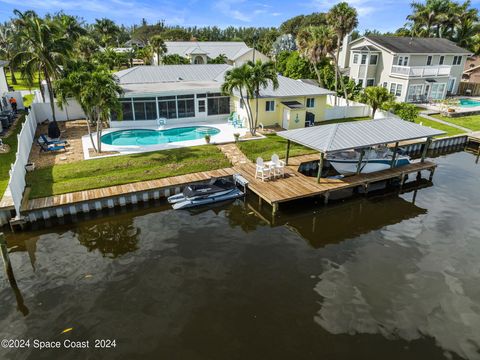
[277, 118, 445, 154]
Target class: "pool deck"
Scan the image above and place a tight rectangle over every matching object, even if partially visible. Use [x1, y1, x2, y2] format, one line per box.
[82, 122, 252, 160]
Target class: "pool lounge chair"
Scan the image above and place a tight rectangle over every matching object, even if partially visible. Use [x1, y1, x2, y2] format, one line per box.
[36, 138, 66, 152]
[40, 134, 68, 146]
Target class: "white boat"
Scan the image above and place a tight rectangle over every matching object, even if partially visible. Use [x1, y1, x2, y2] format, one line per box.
[168, 177, 245, 210]
[327, 147, 411, 175]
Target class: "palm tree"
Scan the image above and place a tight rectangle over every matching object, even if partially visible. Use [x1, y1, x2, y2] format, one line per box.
[150, 35, 167, 65]
[327, 2, 358, 106]
[76, 35, 99, 62]
[137, 45, 153, 65]
[221, 64, 255, 135]
[56, 64, 122, 153]
[93, 18, 120, 47]
[407, 0, 450, 37]
[0, 23, 19, 85]
[357, 86, 394, 119]
[247, 60, 279, 135]
[296, 25, 336, 88]
[13, 10, 72, 130]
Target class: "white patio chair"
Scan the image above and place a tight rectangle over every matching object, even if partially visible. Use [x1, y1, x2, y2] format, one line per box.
[270, 154, 285, 178]
[255, 157, 271, 181]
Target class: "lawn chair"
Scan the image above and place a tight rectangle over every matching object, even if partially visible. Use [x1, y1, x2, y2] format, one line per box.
[36, 138, 66, 153]
[40, 134, 68, 146]
[270, 154, 285, 178]
[255, 157, 271, 181]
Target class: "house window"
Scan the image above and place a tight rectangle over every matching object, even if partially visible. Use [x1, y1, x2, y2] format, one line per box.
[198, 99, 206, 113]
[361, 54, 367, 65]
[439, 56, 445, 65]
[114, 99, 133, 121]
[265, 100, 275, 112]
[382, 82, 388, 88]
[176, 95, 195, 118]
[158, 96, 177, 119]
[453, 56, 462, 65]
[397, 56, 403, 66]
[358, 79, 364, 87]
[366, 79, 375, 87]
[133, 97, 157, 120]
[390, 83, 396, 95]
[427, 56, 432, 66]
[369, 54, 378, 65]
[353, 54, 359, 64]
[306, 98, 315, 108]
[239, 99, 244, 109]
[395, 84, 403, 97]
[207, 94, 230, 115]
[403, 56, 409, 66]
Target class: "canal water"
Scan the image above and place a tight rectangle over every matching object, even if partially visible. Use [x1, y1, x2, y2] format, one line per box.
[0, 151, 479, 360]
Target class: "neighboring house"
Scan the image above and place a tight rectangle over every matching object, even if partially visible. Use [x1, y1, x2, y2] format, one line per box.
[462, 56, 480, 82]
[339, 35, 471, 102]
[112, 64, 333, 130]
[154, 41, 269, 66]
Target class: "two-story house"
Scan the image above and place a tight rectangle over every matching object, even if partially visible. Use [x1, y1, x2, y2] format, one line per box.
[339, 36, 471, 103]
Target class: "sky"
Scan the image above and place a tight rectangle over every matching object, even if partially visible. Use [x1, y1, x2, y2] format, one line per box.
[0, 0, 479, 33]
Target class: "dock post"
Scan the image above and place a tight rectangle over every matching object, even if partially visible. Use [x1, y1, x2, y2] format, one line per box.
[390, 142, 399, 168]
[399, 173, 406, 190]
[317, 153, 324, 183]
[272, 203, 278, 217]
[429, 167, 435, 181]
[420, 137, 432, 163]
[324, 192, 330, 205]
[258, 196, 262, 209]
[285, 140, 291, 165]
[363, 183, 369, 194]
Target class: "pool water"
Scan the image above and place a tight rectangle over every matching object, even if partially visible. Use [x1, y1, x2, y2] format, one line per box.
[101, 126, 221, 146]
[459, 98, 480, 107]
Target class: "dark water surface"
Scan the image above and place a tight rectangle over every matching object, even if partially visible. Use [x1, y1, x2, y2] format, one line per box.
[1, 151, 479, 360]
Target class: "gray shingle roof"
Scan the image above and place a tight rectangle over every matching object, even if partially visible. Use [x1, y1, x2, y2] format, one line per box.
[277, 118, 445, 153]
[365, 36, 471, 54]
[115, 64, 231, 84]
[165, 41, 252, 61]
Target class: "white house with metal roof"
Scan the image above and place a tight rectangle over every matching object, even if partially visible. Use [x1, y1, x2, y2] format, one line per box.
[112, 64, 334, 130]
[338, 35, 471, 102]
[154, 41, 269, 66]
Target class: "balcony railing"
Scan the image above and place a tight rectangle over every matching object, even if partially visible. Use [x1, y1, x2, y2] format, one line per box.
[391, 65, 451, 78]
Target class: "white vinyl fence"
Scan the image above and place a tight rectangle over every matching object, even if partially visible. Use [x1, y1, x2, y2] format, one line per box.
[325, 95, 393, 120]
[6, 104, 38, 218]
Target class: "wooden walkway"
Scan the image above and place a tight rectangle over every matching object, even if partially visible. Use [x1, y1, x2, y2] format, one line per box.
[26, 167, 235, 211]
[469, 131, 480, 142]
[234, 161, 437, 207]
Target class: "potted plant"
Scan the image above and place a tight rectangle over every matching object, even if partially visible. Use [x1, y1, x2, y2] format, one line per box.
[234, 133, 240, 142]
[205, 134, 211, 144]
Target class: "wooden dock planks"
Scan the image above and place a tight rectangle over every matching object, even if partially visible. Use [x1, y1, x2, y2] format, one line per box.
[26, 167, 236, 211]
[234, 161, 437, 205]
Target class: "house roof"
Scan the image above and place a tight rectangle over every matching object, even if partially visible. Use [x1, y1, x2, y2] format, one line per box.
[254, 76, 334, 98]
[165, 41, 253, 61]
[355, 35, 471, 54]
[277, 118, 444, 153]
[114, 65, 334, 98]
[0, 60, 9, 67]
[115, 64, 230, 84]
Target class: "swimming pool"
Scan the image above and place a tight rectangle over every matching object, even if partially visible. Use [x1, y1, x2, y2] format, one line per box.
[101, 126, 221, 146]
[459, 98, 480, 107]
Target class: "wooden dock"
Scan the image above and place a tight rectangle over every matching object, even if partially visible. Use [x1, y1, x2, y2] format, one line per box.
[25, 167, 235, 211]
[234, 160, 437, 213]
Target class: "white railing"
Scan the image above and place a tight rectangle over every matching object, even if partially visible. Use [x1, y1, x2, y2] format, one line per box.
[391, 65, 451, 78]
[6, 95, 39, 218]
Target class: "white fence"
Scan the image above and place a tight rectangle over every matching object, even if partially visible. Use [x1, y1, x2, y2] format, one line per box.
[325, 95, 393, 120]
[6, 104, 38, 218]
[34, 87, 86, 122]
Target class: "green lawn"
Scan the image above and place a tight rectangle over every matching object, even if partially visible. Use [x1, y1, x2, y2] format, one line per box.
[0, 115, 25, 198]
[414, 116, 466, 137]
[27, 145, 231, 198]
[6, 71, 40, 91]
[431, 114, 480, 131]
[237, 134, 317, 162]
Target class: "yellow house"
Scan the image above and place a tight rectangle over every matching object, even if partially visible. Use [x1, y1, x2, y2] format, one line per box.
[233, 76, 335, 130]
